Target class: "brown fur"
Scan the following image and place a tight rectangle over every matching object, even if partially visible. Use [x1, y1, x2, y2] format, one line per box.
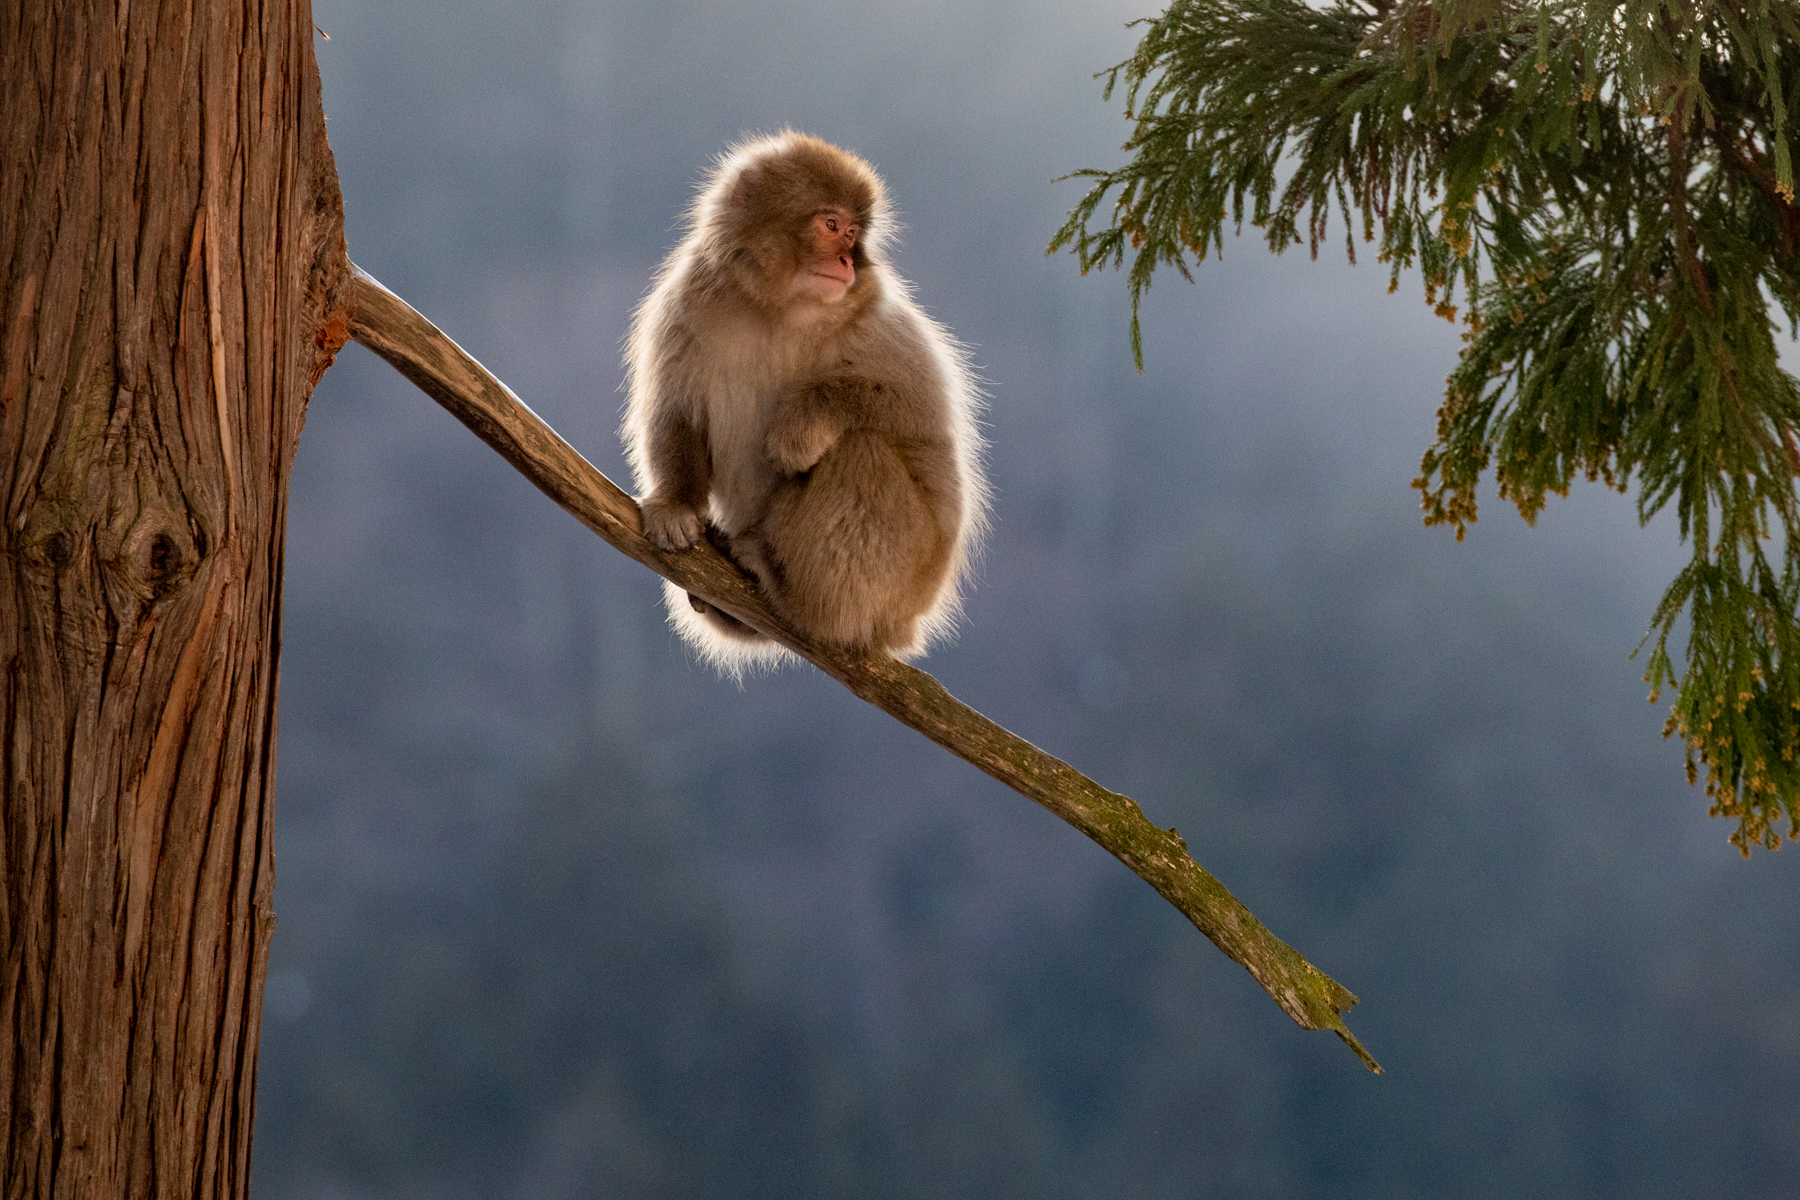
[622, 132, 987, 673]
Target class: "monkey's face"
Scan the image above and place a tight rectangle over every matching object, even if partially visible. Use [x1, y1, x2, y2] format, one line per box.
[789, 208, 860, 305]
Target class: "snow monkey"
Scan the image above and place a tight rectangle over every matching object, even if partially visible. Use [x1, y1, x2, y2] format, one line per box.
[623, 132, 988, 673]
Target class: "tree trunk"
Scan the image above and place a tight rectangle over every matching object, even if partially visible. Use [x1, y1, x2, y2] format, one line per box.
[0, 2, 348, 1195]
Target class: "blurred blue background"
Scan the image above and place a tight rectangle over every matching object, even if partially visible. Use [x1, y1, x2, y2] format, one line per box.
[256, 1, 1800, 1195]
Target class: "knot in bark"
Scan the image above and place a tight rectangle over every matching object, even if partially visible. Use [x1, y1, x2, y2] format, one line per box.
[114, 512, 203, 602]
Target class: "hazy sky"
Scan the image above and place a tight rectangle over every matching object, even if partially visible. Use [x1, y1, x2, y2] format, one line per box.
[257, 4, 1800, 1196]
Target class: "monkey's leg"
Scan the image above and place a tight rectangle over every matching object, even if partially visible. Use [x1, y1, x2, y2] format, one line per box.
[758, 431, 951, 651]
[681, 523, 771, 642]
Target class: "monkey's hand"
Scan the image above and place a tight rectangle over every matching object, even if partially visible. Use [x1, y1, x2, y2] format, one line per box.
[768, 381, 861, 474]
[640, 496, 705, 550]
[766, 420, 838, 475]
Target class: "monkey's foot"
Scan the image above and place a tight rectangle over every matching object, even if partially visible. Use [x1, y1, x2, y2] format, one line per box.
[722, 530, 782, 595]
[686, 592, 761, 638]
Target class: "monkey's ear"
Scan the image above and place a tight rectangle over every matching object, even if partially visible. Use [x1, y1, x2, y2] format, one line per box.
[727, 164, 763, 211]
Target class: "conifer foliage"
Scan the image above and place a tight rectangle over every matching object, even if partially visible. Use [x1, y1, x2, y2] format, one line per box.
[1053, 0, 1800, 852]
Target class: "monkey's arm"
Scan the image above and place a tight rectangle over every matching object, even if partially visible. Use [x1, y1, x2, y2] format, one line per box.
[766, 377, 883, 473]
[640, 403, 711, 549]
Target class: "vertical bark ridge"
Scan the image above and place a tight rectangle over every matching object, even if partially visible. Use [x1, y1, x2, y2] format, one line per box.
[1, 2, 349, 1196]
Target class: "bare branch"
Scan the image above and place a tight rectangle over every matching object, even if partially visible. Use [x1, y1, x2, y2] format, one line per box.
[345, 264, 1380, 1073]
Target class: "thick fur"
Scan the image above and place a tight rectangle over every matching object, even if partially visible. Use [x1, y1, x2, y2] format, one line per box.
[622, 131, 988, 674]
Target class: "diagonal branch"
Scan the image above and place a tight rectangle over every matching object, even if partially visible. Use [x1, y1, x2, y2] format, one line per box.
[344, 264, 1380, 1073]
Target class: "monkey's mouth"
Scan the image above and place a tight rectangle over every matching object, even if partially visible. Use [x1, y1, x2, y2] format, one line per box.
[800, 273, 853, 302]
[810, 259, 855, 288]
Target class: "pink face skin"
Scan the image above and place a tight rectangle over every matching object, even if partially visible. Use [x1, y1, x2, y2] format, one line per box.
[792, 207, 859, 304]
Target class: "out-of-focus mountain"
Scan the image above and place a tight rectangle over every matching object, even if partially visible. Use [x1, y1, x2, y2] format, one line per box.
[254, 1, 1800, 1196]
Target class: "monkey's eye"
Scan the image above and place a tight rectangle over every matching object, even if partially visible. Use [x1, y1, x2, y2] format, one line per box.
[825, 217, 839, 232]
